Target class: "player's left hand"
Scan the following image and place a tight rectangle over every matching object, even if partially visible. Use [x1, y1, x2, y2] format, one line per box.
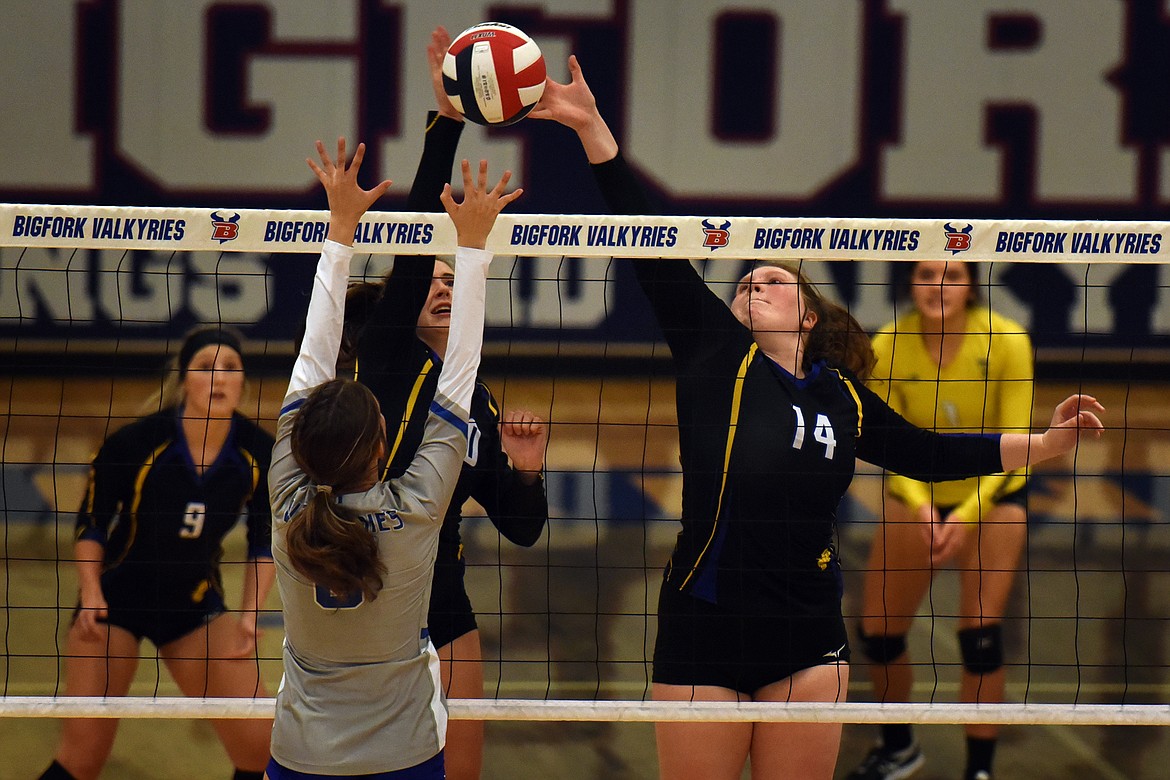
[1041, 394, 1105, 455]
[501, 408, 548, 480]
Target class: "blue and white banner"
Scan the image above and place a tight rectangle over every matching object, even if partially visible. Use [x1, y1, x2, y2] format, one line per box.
[3, 1, 1170, 356]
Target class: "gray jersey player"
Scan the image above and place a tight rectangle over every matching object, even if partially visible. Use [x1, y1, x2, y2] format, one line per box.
[266, 140, 521, 779]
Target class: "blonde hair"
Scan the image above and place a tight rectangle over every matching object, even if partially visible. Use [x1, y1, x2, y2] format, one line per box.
[140, 325, 250, 414]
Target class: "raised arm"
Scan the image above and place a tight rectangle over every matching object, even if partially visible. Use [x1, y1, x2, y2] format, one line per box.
[359, 26, 467, 376]
[288, 138, 392, 399]
[409, 25, 464, 211]
[391, 160, 524, 523]
[530, 56, 744, 360]
[436, 160, 523, 413]
[854, 378, 1103, 480]
[271, 139, 391, 510]
[529, 54, 617, 165]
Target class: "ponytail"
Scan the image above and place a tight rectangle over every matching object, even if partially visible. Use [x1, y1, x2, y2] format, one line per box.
[288, 379, 388, 602]
[285, 486, 385, 602]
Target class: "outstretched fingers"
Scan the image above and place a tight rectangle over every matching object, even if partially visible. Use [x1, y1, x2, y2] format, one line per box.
[443, 159, 523, 248]
[306, 138, 333, 182]
[308, 137, 392, 243]
[477, 158, 489, 192]
[348, 139, 367, 171]
[491, 168, 514, 195]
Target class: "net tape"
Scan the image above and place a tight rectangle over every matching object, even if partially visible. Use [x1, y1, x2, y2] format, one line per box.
[2, 203, 1165, 262]
[3, 697, 1170, 725]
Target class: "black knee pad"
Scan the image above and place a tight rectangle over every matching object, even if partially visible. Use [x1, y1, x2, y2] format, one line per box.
[858, 627, 907, 665]
[958, 624, 1004, 675]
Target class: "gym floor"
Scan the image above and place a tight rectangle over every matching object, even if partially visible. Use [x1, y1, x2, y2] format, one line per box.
[1, 375, 1167, 779]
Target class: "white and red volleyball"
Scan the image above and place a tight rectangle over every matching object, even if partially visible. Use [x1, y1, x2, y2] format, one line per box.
[442, 22, 546, 126]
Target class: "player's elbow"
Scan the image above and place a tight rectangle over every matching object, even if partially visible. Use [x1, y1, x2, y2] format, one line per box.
[499, 518, 547, 547]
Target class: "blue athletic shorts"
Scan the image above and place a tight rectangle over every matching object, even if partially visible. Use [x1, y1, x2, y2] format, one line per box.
[265, 751, 444, 779]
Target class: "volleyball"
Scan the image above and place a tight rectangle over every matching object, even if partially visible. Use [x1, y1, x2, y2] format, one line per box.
[442, 22, 546, 126]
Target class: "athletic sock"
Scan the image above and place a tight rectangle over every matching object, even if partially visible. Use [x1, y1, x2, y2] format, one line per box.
[880, 723, 915, 753]
[965, 735, 997, 778]
[38, 761, 79, 780]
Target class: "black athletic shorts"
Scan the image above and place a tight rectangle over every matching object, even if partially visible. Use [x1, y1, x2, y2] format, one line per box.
[79, 577, 227, 648]
[908, 482, 1031, 516]
[426, 543, 477, 650]
[652, 578, 850, 696]
[983, 481, 1029, 509]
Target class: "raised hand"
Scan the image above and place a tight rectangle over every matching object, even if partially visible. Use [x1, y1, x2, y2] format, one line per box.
[528, 55, 618, 163]
[427, 26, 463, 122]
[529, 55, 598, 130]
[306, 137, 392, 245]
[439, 159, 523, 249]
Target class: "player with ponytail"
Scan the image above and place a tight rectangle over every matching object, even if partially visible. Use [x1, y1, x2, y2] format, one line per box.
[265, 136, 520, 780]
[284, 378, 388, 602]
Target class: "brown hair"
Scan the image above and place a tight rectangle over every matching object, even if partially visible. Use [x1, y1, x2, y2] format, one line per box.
[286, 378, 388, 601]
[762, 261, 877, 381]
[291, 282, 385, 376]
[895, 260, 985, 308]
[338, 281, 384, 371]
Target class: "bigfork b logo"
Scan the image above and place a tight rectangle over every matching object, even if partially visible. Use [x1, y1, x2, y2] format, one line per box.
[702, 219, 731, 251]
[943, 222, 973, 255]
[211, 211, 240, 243]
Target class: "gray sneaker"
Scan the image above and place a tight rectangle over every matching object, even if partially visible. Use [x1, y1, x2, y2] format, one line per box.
[847, 742, 925, 780]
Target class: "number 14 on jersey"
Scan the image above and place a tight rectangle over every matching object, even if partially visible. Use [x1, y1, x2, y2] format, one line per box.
[791, 405, 836, 459]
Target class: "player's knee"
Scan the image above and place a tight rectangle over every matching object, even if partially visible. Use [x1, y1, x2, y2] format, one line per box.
[858, 627, 907, 665]
[958, 624, 1004, 675]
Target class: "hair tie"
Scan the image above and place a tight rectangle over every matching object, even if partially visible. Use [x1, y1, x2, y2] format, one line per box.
[316, 484, 333, 497]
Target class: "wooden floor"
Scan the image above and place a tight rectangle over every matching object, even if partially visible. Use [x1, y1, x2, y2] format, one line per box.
[1, 375, 1168, 779]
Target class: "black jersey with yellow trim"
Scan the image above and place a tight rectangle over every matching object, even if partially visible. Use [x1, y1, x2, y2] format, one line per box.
[354, 111, 547, 560]
[369, 347, 547, 552]
[592, 152, 1004, 613]
[76, 408, 274, 604]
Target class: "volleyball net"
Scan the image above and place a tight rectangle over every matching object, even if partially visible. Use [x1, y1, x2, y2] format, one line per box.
[2, 203, 1168, 727]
